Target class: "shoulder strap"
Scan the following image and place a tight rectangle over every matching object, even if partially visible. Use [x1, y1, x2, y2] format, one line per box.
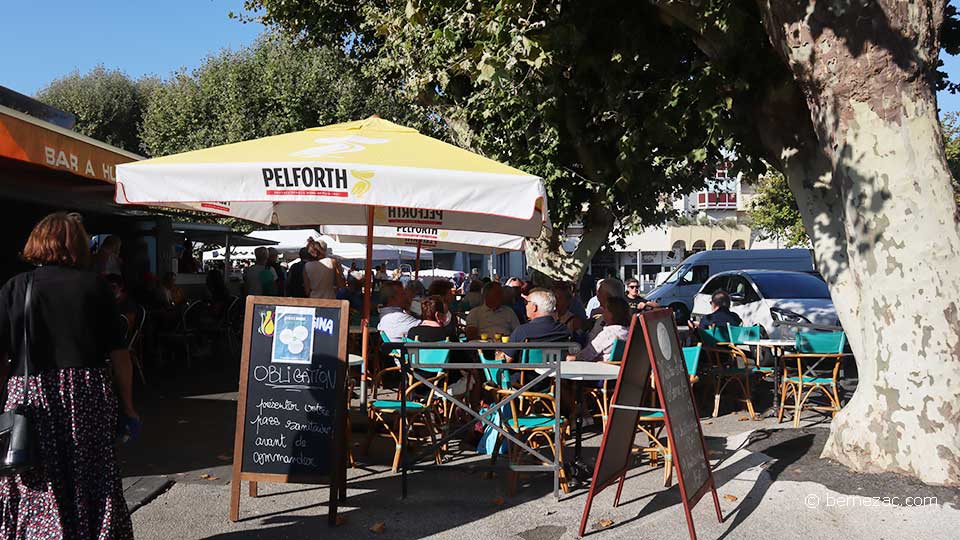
[20, 274, 33, 383]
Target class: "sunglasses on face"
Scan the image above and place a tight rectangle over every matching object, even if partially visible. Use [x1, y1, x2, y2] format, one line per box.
[627, 285, 638, 289]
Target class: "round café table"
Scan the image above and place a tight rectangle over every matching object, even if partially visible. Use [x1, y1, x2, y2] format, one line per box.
[740, 339, 794, 417]
[537, 361, 620, 483]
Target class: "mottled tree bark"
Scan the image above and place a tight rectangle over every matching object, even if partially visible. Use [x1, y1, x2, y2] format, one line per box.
[758, 0, 960, 485]
[525, 198, 615, 285]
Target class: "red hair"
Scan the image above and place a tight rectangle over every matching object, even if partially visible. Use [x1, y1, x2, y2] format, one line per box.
[22, 212, 91, 268]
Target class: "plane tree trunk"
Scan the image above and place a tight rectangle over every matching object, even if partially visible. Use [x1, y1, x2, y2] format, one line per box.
[758, 0, 960, 485]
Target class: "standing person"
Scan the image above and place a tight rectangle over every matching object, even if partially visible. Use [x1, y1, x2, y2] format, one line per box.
[242, 247, 277, 296]
[304, 238, 343, 300]
[178, 239, 198, 274]
[584, 279, 603, 318]
[0, 212, 136, 539]
[285, 247, 312, 298]
[94, 235, 123, 276]
[267, 247, 285, 295]
[375, 264, 389, 281]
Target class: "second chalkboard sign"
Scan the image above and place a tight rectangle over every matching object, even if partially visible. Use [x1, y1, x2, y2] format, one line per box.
[229, 297, 349, 525]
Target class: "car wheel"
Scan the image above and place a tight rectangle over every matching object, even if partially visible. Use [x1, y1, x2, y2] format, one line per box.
[670, 303, 690, 325]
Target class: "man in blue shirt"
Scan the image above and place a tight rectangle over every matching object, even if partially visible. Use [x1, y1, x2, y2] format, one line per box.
[501, 289, 572, 362]
[696, 290, 743, 329]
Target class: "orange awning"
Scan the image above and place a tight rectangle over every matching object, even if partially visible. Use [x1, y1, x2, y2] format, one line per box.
[0, 104, 140, 183]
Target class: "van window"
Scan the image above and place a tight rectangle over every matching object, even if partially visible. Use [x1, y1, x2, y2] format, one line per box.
[686, 265, 710, 285]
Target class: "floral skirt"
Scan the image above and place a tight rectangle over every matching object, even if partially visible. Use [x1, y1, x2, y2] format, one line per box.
[0, 368, 133, 540]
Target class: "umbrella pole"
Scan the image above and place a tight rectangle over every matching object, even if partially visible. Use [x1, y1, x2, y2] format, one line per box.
[224, 234, 231, 285]
[414, 240, 421, 280]
[360, 206, 375, 411]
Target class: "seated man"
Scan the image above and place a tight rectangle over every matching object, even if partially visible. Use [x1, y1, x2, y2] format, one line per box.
[377, 280, 420, 342]
[465, 281, 520, 341]
[552, 284, 584, 337]
[695, 289, 742, 329]
[625, 277, 658, 313]
[500, 289, 572, 362]
[573, 296, 631, 361]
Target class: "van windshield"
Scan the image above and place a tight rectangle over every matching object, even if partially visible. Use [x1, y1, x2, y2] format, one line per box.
[661, 264, 689, 285]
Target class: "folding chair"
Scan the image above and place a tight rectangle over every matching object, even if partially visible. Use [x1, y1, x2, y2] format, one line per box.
[727, 324, 770, 376]
[637, 345, 702, 486]
[699, 326, 756, 419]
[779, 331, 847, 427]
[587, 338, 626, 427]
[364, 366, 445, 472]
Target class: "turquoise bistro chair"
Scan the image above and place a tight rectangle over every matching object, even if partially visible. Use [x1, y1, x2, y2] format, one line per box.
[479, 348, 569, 494]
[638, 345, 702, 486]
[698, 326, 756, 419]
[727, 324, 771, 375]
[778, 331, 847, 427]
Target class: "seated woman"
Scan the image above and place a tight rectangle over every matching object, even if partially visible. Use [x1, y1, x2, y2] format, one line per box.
[571, 296, 631, 361]
[407, 296, 464, 385]
[407, 296, 458, 343]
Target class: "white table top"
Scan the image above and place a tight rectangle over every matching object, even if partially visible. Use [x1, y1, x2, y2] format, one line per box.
[348, 354, 364, 366]
[741, 339, 795, 348]
[536, 361, 620, 381]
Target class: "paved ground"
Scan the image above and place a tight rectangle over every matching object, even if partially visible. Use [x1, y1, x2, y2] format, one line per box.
[123, 366, 960, 539]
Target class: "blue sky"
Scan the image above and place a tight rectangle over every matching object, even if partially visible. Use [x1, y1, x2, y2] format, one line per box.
[2, 1, 960, 114]
[0, 0, 263, 95]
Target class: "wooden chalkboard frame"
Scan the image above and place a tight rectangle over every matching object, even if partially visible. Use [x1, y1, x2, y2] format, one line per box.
[229, 296, 350, 525]
[639, 308, 721, 540]
[578, 314, 651, 537]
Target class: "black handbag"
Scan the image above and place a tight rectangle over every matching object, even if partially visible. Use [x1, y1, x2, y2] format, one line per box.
[0, 274, 39, 475]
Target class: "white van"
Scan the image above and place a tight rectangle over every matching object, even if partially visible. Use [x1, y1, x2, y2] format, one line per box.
[644, 249, 814, 322]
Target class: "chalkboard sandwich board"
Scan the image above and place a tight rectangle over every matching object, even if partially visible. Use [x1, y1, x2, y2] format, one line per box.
[578, 314, 651, 537]
[229, 297, 350, 525]
[639, 308, 721, 540]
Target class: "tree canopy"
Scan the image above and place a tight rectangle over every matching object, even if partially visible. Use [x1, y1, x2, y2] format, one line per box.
[37, 66, 156, 154]
[240, 0, 740, 281]
[141, 35, 433, 157]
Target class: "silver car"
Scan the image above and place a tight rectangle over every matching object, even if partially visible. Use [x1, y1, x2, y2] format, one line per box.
[691, 270, 840, 338]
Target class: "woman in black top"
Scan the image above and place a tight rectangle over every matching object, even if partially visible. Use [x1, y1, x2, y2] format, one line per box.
[0, 213, 136, 539]
[407, 296, 458, 343]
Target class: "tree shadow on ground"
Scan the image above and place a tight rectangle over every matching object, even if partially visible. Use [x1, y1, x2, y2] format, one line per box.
[203, 464, 565, 540]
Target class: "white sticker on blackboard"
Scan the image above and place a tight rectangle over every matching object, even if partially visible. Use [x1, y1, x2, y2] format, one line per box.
[656, 321, 673, 361]
[272, 306, 316, 364]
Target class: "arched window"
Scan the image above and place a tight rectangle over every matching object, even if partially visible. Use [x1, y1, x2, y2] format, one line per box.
[712, 239, 726, 250]
[732, 239, 746, 250]
[692, 240, 706, 252]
